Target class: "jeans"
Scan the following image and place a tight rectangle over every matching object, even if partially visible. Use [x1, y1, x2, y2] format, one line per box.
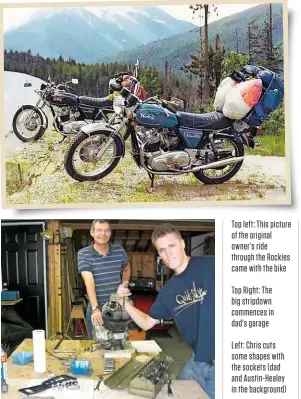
[177, 354, 215, 399]
[86, 304, 93, 339]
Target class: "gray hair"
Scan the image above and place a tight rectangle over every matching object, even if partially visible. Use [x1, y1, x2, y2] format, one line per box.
[90, 219, 111, 233]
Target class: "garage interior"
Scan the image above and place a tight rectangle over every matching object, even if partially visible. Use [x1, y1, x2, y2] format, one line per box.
[1, 219, 215, 378]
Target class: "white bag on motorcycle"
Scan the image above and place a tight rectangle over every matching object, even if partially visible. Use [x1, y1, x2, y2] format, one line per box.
[223, 79, 263, 119]
[214, 77, 237, 111]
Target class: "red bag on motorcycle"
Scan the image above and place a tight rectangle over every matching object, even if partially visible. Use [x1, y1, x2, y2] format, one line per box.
[223, 78, 263, 119]
[121, 75, 147, 100]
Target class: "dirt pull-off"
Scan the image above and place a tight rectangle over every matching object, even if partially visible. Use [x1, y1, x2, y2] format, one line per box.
[5, 137, 287, 206]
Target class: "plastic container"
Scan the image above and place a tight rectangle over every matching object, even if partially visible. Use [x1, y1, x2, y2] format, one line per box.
[12, 352, 33, 365]
[1, 349, 8, 393]
[70, 360, 91, 375]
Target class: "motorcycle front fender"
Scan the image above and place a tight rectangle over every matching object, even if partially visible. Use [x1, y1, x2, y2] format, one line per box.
[38, 107, 48, 129]
[80, 123, 125, 158]
[81, 122, 115, 135]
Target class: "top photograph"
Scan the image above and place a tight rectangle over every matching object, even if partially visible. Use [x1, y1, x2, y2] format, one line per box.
[2, 1, 289, 208]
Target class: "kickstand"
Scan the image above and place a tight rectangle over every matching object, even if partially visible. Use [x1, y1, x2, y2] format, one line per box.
[58, 136, 66, 144]
[146, 173, 155, 194]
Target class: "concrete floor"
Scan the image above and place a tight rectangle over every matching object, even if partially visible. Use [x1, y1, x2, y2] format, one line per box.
[148, 325, 193, 379]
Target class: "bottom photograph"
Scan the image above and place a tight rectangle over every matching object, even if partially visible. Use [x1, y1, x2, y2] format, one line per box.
[1, 219, 215, 399]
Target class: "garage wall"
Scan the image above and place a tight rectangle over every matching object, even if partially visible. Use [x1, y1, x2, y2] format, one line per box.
[191, 233, 215, 256]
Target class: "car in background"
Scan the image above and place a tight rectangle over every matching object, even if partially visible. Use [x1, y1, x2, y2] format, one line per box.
[128, 277, 173, 332]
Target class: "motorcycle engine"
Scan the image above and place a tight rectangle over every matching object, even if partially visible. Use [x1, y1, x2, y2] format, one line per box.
[92, 295, 133, 350]
[138, 128, 179, 152]
[146, 150, 191, 172]
[55, 108, 87, 134]
[138, 128, 190, 172]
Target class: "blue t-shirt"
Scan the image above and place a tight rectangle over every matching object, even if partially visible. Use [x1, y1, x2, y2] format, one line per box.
[149, 256, 215, 362]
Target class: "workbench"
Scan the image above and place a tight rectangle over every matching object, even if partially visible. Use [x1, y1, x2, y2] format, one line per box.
[5, 339, 209, 399]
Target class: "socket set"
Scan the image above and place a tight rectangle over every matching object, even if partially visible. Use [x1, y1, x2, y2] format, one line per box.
[19, 375, 78, 396]
[104, 358, 115, 374]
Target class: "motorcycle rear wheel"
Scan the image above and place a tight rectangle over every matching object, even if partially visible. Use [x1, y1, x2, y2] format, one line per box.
[193, 134, 244, 184]
[64, 130, 124, 182]
[12, 105, 46, 142]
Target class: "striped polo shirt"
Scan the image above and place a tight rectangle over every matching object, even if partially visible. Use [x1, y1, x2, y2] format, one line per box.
[77, 242, 128, 308]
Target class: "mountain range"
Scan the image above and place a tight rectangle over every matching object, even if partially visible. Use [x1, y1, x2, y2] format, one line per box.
[4, 4, 283, 73]
[103, 3, 284, 74]
[4, 6, 195, 64]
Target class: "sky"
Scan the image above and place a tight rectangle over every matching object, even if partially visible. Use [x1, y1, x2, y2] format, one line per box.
[3, 3, 259, 33]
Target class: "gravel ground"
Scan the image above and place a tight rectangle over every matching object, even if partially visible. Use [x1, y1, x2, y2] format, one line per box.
[5, 134, 288, 206]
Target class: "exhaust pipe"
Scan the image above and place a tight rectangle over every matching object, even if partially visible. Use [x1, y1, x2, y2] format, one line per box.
[198, 156, 244, 170]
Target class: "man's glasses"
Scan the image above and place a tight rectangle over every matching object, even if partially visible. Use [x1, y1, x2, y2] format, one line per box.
[94, 229, 111, 234]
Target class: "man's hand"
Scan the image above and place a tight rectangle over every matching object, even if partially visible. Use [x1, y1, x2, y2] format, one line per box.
[116, 281, 132, 304]
[91, 308, 103, 326]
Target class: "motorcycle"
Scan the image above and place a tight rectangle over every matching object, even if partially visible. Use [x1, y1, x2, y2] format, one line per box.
[63, 76, 261, 186]
[12, 76, 117, 142]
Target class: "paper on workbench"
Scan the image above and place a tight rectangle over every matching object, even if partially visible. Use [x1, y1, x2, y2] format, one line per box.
[130, 340, 162, 353]
[24, 379, 94, 399]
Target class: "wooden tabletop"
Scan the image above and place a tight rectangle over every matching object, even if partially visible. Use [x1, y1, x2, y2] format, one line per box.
[3, 379, 208, 399]
[8, 338, 130, 379]
[1, 298, 23, 306]
[7, 339, 209, 399]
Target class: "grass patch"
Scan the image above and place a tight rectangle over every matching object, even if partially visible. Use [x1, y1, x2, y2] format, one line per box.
[245, 135, 285, 157]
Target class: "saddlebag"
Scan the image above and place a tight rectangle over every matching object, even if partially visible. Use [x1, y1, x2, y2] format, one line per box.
[242, 68, 284, 126]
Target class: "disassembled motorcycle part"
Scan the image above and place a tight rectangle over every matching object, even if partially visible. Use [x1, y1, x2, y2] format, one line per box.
[19, 375, 77, 396]
[104, 358, 116, 374]
[93, 295, 133, 350]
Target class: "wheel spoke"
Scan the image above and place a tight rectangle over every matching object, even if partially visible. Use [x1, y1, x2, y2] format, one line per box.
[16, 110, 42, 139]
[72, 135, 117, 177]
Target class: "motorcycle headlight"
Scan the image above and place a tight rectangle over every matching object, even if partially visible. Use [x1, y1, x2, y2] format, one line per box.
[113, 96, 125, 115]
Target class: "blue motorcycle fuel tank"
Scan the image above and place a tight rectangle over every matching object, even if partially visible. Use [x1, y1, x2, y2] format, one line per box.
[134, 104, 178, 128]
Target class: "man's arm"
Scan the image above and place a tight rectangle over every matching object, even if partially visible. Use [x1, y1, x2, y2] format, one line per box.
[81, 271, 103, 325]
[122, 263, 131, 282]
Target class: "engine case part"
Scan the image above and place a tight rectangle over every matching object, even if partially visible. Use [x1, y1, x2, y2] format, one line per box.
[147, 151, 190, 171]
[62, 120, 88, 134]
[93, 296, 133, 350]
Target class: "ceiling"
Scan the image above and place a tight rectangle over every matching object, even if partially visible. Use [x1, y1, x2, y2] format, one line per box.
[62, 219, 215, 253]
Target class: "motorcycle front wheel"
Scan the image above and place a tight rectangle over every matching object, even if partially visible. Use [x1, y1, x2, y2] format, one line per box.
[64, 130, 124, 182]
[193, 134, 244, 184]
[12, 105, 46, 142]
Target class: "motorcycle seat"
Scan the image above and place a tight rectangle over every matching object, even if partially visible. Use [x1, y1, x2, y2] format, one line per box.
[176, 111, 234, 130]
[78, 96, 113, 108]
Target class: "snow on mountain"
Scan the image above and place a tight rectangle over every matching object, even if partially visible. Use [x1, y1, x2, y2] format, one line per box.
[4, 6, 195, 64]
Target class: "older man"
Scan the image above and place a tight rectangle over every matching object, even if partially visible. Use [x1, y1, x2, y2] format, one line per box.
[78, 219, 131, 338]
[116, 223, 215, 399]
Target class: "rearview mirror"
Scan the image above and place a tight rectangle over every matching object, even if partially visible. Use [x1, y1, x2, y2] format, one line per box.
[72, 78, 79, 85]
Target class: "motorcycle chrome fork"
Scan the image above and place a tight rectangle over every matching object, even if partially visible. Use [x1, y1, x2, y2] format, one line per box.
[96, 118, 127, 159]
[24, 99, 43, 124]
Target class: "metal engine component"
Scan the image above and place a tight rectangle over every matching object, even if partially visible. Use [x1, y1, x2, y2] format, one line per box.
[62, 120, 88, 134]
[162, 129, 179, 150]
[146, 150, 190, 172]
[93, 295, 133, 350]
[137, 128, 162, 152]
